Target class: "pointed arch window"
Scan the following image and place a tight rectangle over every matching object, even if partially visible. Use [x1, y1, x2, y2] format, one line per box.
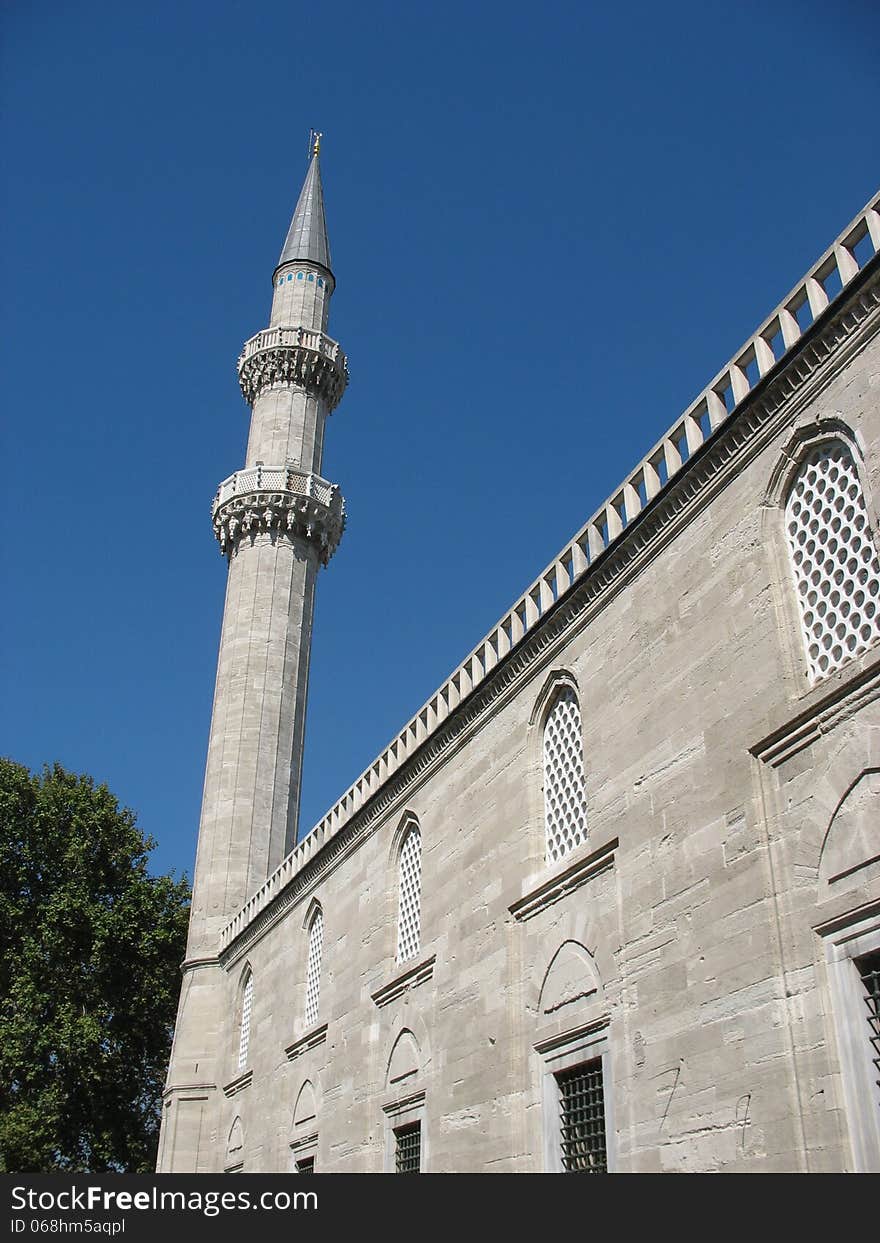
[396, 825, 422, 964]
[784, 440, 880, 682]
[543, 685, 588, 865]
[305, 907, 324, 1029]
[237, 970, 254, 1071]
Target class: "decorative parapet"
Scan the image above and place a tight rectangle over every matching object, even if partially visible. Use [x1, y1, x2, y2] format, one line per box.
[219, 191, 880, 955]
[237, 325, 348, 409]
[212, 464, 345, 564]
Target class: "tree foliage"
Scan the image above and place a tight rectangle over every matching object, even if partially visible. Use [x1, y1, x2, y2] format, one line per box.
[0, 759, 190, 1172]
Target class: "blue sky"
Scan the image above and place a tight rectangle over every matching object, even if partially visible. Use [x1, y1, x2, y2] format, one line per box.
[2, 0, 878, 880]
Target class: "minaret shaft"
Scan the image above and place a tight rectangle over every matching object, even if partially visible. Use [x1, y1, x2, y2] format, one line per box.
[245, 385, 327, 472]
[244, 262, 334, 469]
[186, 535, 318, 954]
[269, 263, 332, 332]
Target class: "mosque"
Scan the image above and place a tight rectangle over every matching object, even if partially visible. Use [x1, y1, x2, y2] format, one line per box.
[158, 142, 880, 1172]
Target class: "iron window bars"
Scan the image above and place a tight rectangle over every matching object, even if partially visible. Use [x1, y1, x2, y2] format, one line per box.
[394, 1122, 421, 1173]
[557, 1059, 607, 1173]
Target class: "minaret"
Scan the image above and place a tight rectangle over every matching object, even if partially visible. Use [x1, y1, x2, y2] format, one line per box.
[158, 139, 347, 1171]
[190, 135, 347, 956]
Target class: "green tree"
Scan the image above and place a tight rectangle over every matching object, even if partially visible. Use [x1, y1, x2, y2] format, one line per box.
[0, 759, 190, 1172]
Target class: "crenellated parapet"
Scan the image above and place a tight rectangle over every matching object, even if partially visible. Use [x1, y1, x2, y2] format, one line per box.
[212, 464, 345, 563]
[237, 325, 348, 409]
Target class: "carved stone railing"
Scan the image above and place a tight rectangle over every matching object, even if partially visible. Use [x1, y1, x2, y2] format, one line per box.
[237, 326, 348, 410]
[212, 465, 345, 563]
[219, 190, 880, 954]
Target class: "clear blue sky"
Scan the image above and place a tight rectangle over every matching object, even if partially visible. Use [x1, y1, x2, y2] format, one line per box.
[2, 0, 878, 880]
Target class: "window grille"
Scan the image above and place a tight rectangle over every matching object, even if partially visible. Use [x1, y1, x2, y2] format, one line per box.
[857, 951, 880, 1097]
[543, 686, 588, 864]
[785, 441, 880, 682]
[295, 1156, 315, 1174]
[237, 973, 253, 1071]
[305, 908, 324, 1028]
[394, 1123, 421, 1173]
[557, 1059, 607, 1173]
[396, 827, 422, 964]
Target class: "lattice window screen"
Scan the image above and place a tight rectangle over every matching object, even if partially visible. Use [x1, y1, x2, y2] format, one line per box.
[305, 908, 324, 1028]
[543, 686, 588, 864]
[785, 441, 880, 682]
[396, 827, 422, 964]
[237, 973, 253, 1071]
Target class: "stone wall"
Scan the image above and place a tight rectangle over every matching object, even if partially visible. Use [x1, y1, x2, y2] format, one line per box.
[161, 260, 880, 1173]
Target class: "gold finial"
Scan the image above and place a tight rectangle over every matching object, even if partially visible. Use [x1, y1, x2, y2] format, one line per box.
[309, 129, 322, 159]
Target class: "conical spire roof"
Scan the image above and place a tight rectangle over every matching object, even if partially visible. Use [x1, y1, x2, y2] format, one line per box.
[277, 151, 332, 275]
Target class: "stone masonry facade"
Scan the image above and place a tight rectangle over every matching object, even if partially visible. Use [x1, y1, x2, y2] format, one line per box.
[158, 164, 880, 1172]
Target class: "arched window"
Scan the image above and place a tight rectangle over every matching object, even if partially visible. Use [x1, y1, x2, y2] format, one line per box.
[305, 907, 324, 1028]
[237, 969, 253, 1071]
[396, 826, 422, 964]
[543, 686, 588, 865]
[785, 440, 880, 682]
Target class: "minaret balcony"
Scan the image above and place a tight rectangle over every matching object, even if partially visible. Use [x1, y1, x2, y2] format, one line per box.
[237, 326, 348, 410]
[212, 464, 345, 564]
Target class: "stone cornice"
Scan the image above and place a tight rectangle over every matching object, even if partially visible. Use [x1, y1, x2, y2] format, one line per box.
[218, 256, 880, 965]
[289, 1131, 319, 1154]
[370, 954, 436, 1008]
[510, 837, 618, 922]
[814, 896, 880, 938]
[750, 654, 880, 768]
[162, 1082, 216, 1102]
[382, 1089, 426, 1119]
[179, 954, 221, 974]
[534, 1015, 611, 1056]
[221, 1069, 253, 1098]
[285, 1022, 328, 1061]
[237, 325, 348, 410]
